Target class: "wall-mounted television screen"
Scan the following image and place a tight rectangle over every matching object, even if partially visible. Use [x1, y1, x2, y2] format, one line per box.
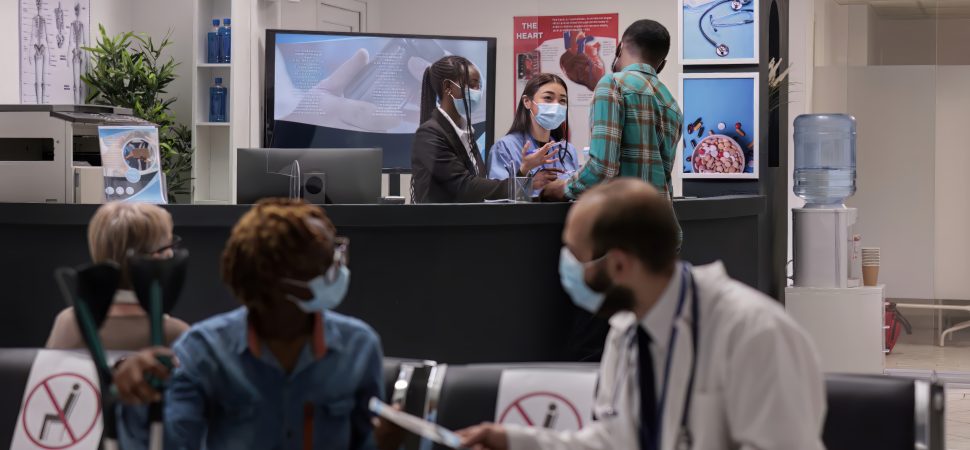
[265, 30, 497, 171]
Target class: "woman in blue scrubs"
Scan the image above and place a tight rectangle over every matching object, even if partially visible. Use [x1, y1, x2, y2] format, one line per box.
[487, 74, 580, 191]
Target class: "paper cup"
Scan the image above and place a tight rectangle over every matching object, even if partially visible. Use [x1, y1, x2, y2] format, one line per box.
[862, 265, 879, 286]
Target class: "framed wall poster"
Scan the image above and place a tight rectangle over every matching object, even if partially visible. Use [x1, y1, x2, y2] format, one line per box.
[679, 72, 759, 179]
[679, 0, 758, 65]
[512, 14, 619, 152]
[19, 0, 91, 104]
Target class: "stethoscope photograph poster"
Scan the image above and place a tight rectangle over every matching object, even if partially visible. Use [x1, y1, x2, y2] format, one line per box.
[680, 0, 759, 65]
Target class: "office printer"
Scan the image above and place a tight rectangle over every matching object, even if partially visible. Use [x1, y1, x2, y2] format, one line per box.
[0, 104, 153, 203]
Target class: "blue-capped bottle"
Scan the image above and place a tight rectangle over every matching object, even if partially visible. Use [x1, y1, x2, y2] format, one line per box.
[793, 114, 857, 207]
[219, 18, 231, 63]
[209, 77, 227, 122]
[206, 19, 220, 64]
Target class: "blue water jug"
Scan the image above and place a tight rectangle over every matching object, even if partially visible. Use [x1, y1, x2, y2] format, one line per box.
[209, 78, 227, 122]
[793, 114, 857, 207]
[206, 19, 220, 64]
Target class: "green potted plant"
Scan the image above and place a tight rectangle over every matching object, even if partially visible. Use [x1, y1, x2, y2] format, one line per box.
[81, 24, 194, 203]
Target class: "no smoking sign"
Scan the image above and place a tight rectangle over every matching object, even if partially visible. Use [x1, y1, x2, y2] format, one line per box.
[20, 373, 101, 449]
[498, 391, 584, 431]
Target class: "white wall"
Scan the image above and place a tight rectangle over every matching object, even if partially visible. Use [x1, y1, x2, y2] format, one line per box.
[372, 0, 681, 150]
[842, 66, 937, 300]
[786, 0, 813, 269]
[868, 16, 970, 66]
[933, 66, 970, 300]
[128, 0, 195, 125]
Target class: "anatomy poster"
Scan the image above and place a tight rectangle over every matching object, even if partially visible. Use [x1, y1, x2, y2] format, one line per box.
[513, 14, 618, 152]
[680, 0, 758, 65]
[20, 0, 90, 104]
[680, 73, 759, 179]
[98, 126, 168, 204]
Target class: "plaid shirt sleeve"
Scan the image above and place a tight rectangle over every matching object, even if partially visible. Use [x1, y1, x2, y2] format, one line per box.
[661, 105, 683, 193]
[565, 76, 624, 199]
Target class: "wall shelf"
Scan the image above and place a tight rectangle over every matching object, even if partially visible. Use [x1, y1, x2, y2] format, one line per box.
[191, 0, 251, 205]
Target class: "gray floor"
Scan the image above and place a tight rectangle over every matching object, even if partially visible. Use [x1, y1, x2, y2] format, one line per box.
[886, 325, 970, 449]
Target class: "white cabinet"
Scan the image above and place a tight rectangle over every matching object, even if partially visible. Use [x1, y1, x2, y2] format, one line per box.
[785, 286, 885, 374]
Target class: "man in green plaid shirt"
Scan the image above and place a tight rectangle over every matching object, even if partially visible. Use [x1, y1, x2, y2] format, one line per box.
[543, 20, 683, 201]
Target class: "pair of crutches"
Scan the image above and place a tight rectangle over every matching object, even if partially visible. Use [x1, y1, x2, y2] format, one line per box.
[55, 249, 188, 450]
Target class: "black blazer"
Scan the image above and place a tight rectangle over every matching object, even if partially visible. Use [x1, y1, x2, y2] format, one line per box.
[410, 109, 507, 203]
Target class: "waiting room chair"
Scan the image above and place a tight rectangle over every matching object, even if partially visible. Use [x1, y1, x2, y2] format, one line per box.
[823, 373, 945, 450]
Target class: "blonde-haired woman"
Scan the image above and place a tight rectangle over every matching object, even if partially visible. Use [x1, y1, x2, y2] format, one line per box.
[45, 202, 190, 350]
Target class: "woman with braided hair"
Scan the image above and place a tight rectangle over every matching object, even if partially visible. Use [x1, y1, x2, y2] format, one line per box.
[114, 198, 404, 450]
[410, 55, 559, 203]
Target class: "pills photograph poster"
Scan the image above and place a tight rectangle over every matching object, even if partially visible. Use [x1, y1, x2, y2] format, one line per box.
[679, 0, 759, 65]
[679, 72, 759, 179]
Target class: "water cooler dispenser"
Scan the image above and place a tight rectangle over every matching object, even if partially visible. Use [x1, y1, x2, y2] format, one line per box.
[786, 114, 886, 374]
[791, 114, 858, 288]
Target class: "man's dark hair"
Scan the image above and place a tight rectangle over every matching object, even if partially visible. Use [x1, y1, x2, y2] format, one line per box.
[588, 178, 679, 273]
[622, 19, 671, 65]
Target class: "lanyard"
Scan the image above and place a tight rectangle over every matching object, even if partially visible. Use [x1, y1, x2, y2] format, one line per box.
[659, 263, 699, 450]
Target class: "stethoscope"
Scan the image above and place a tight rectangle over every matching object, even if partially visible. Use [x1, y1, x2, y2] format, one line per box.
[699, 0, 755, 57]
[600, 262, 700, 450]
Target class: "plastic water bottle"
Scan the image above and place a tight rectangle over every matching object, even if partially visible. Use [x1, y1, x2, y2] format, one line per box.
[206, 19, 220, 64]
[219, 18, 231, 63]
[793, 114, 857, 207]
[209, 78, 227, 122]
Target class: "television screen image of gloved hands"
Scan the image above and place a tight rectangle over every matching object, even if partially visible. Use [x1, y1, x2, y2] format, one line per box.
[267, 31, 495, 169]
[680, 0, 759, 65]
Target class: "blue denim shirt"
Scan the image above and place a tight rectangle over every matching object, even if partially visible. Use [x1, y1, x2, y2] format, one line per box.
[486, 131, 580, 183]
[119, 307, 384, 450]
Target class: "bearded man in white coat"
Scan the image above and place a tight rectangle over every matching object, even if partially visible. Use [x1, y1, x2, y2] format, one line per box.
[460, 178, 826, 450]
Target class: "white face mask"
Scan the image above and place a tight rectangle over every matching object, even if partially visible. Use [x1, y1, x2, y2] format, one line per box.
[448, 79, 482, 116]
[559, 246, 605, 313]
[532, 102, 568, 131]
[282, 265, 351, 313]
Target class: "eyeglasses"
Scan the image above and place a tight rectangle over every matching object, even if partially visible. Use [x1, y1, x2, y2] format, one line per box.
[151, 235, 182, 255]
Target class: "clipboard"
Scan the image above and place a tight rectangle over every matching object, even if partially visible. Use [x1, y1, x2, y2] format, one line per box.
[369, 397, 464, 449]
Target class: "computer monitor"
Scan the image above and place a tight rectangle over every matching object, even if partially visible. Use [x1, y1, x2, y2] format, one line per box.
[236, 148, 382, 205]
[264, 30, 497, 170]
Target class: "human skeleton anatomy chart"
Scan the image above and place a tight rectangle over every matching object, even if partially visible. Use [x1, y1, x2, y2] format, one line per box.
[20, 0, 90, 104]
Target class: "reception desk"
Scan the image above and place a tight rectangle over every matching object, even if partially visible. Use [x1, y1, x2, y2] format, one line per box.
[0, 195, 765, 363]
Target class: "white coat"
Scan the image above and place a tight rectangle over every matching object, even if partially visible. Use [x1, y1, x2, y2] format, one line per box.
[506, 262, 827, 450]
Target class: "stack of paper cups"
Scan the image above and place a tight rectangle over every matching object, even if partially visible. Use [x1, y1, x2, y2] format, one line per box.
[861, 247, 880, 286]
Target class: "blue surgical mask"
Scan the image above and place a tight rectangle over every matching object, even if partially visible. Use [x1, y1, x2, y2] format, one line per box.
[448, 80, 482, 117]
[284, 266, 351, 313]
[559, 246, 605, 313]
[532, 102, 567, 131]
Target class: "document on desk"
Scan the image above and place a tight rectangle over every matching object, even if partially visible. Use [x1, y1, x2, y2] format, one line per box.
[369, 398, 463, 448]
